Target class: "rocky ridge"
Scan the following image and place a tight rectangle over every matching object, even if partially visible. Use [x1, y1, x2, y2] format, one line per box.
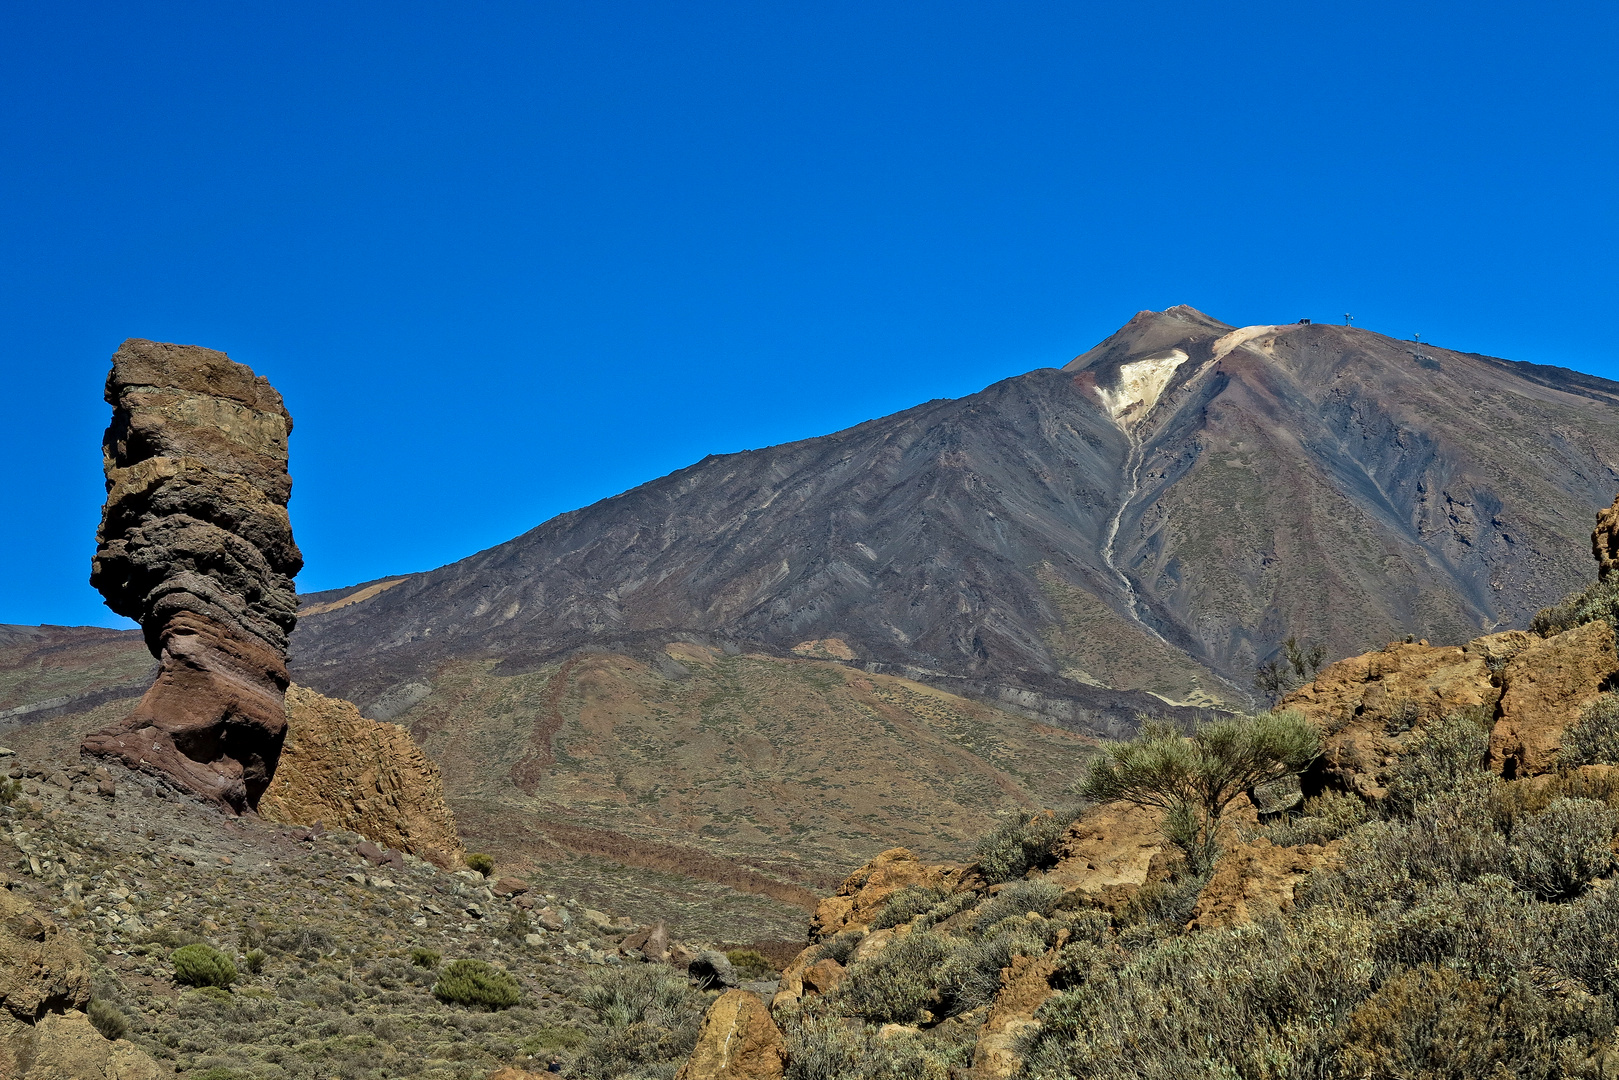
[82, 339, 303, 813]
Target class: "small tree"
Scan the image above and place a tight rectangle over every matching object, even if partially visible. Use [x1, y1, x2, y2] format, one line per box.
[1254, 638, 1327, 704]
[1083, 711, 1321, 873]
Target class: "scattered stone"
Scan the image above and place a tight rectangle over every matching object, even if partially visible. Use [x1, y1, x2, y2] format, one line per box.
[492, 876, 529, 897]
[689, 950, 739, 990]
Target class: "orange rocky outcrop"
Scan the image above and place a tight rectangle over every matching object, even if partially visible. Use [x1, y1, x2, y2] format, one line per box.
[1186, 836, 1338, 930]
[0, 887, 163, 1078]
[808, 847, 966, 941]
[969, 947, 1066, 1080]
[1491, 620, 1618, 777]
[258, 685, 464, 867]
[676, 990, 786, 1080]
[1046, 801, 1170, 903]
[1282, 623, 1618, 793]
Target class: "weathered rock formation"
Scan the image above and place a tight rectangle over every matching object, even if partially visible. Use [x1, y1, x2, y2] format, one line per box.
[0, 886, 162, 1078]
[675, 990, 786, 1080]
[808, 847, 967, 941]
[82, 339, 301, 813]
[258, 685, 465, 868]
[1595, 493, 1619, 580]
[1284, 621, 1619, 793]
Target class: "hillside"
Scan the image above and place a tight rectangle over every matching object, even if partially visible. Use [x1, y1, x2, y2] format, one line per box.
[292, 306, 1619, 723]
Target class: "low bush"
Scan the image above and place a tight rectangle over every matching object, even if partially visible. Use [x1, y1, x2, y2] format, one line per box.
[937, 921, 1046, 1015]
[974, 808, 1083, 884]
[870, 885, 950, 929]
[1559, 692, 1619, 767]
[835, 931, 954, 1024]
[410, 946, 441, 968]
[170, 943, 236, 988]
[465, 852, 495, 876]
[87, 999, 127, 1040]
[784, 1006, 964, 1080]
[1382, 709, 1494, 814]
[1506, 796, 1619, 900]
[242, 949, 265, 975]
[573, 965, 705, 1080]
[725, 949, 774, 980]
[431, 959, 521, 1010]
[1264, 789, 1370, 846]
[813, 932, 862, 965]
[970, 880, 1061, 934]
[1532, 575, 1619, 637]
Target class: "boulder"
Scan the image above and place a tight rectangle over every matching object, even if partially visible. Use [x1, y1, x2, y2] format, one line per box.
[800, 958, 846, 996]
[82, 339, 302, 813]
[1491, 620, 1619, 777]
[620, 922, 670, 962]
[258, 685, 465, 866]
[1046, 801, 1170, 904]
[1595, 493, 1619, 581]
[689, 950, 739, 990]
[675, 989, 786, 1080]
[809, 848, 965, 940]
[492, 877, 530, 898]
[0, 889, 162, 1078]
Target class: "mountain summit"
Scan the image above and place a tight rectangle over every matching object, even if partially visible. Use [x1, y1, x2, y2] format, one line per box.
[290, 307, 1619, 729]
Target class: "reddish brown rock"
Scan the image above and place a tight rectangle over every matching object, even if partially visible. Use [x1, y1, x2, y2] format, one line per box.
[1491, 620, 1619, 777]
[809, 848, 965, 940]
[83, 339, 302, 812]
[1047, 801, 1170, 903]
[259, 685, 465, 865]
[800, 958, 847, 996]
[676, 989, 786, 1080]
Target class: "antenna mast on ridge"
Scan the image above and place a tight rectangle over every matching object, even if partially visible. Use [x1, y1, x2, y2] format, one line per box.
[1344, 313, 1354, 326]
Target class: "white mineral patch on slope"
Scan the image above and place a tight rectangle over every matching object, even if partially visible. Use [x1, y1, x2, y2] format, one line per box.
[1211, 324, 1296, 362]
[1095, 349, 1190, 426]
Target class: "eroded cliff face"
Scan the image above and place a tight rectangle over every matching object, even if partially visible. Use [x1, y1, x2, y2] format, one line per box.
[82, 339, 302, 812]
[259, 685, 465, 867]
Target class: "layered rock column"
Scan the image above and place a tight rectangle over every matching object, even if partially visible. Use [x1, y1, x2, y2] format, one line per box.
[83, 339, 302, 812]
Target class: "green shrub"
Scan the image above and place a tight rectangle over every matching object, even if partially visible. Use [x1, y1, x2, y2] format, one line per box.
[937, 921, 1046, 1015]
[835, 931, 954, 1024]
[410, 946, 441, 968]
[813, 931, 863, 965]
[86, 999, 127, 1040]
[1506, 797, 1619, 900]
[0, 779, 20, 806]
[870, 886, 950, 930]
[971, 880, 1061, 934]
[1021, 909, 1376, 1080]
[1532, 575, 1619, 637]
[1083, 711, 1320, 873]
[974, 808, 1083, 884]
[577, 964, 700, 1028]
[242, 949, 265, 975]
[1306, 796, 1507, 910]
[1265, 789, 1370, 846]
[170, 943, 236, 988]
[1559, 692, 1619, 767]
[465, 852, 495, 876]
[783, 1007, 963, 1080]
[573, 965, 705, 1080]
[431, 958, 521, 1010]
[1383, 709, 1494, 814]
[726, 949, 774, 980]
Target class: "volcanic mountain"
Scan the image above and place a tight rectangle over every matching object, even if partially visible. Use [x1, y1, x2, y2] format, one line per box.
[290, 306, 1619, 724]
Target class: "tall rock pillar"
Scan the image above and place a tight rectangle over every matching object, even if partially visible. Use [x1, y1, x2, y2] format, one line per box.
[83, 339, 302, 813]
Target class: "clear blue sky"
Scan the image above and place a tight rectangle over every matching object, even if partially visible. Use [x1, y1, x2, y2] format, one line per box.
[4, 2, 1616, 628]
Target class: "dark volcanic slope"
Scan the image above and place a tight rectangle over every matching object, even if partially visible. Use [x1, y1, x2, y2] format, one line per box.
[291, 307, 1619, 726]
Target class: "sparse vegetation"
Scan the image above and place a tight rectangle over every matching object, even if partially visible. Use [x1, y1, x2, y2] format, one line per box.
[1559, 692, 1619, 767]
[572, 964, 705, 1080]
[431, 958, 522, 1010]
[869, 885, 950, 929]
[465, 852, 496, 877]
[87, 998, 128, 1040]
[170, 943, 237, 988]
[725, 948, 773, 980]
[410, 946, 441, 968]
[1532, 574, 1619, 637]
[1083, 710, 1320, 872]
[974, 807, 1084, 884]
[1253, 636, 1327, 703]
